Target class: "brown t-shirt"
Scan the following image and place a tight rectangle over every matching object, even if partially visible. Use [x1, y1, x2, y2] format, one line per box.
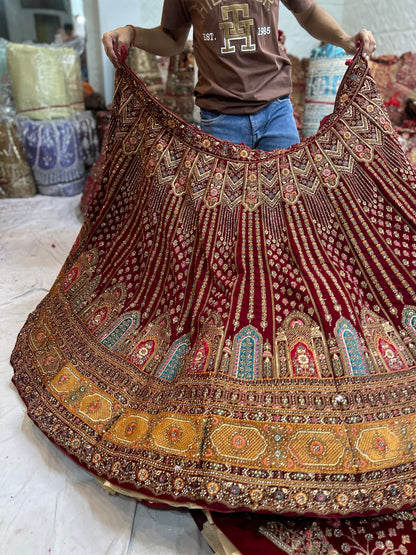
[161, 0, 314, 114]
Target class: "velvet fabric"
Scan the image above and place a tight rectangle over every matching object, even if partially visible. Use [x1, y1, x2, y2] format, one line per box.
[191, 509, 416, 554]
[11, 48, 416, 517]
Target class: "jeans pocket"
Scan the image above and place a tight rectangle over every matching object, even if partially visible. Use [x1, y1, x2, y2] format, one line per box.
[200, 109, 225, 125]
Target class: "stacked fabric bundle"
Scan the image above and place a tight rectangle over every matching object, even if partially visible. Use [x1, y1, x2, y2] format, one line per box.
[4, 42, 99, 196]
[369, 52, 416, 126]
[368, 52, 416, 168]
[288, 54, 309, 133]
[6, 42, 84, 120]
[127, 47, 165, 100]
[0, 40, 37, 198]
[164, 41, 196, 122]
[17, 112, 99, 197]
[301, 43, 348, 137]
[0, 39, 13, 113]
[0, 117, 36, 198]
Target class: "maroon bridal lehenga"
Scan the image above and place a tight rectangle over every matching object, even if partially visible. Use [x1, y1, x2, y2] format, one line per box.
[11, 48, 416, 519]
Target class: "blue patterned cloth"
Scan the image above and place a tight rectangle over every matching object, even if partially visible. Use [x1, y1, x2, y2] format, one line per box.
[302, 44, 348, 137]
[18, 112, 99, 196]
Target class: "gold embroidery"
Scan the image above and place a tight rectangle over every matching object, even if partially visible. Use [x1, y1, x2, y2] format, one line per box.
[219, 4, 256, 54]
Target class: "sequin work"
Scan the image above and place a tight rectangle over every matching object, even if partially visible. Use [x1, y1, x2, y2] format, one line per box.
[11, 50, 416, 517]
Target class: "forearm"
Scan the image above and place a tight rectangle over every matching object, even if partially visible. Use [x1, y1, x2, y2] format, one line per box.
[102, 24, 190, 67]
[132, 25, 189, 57]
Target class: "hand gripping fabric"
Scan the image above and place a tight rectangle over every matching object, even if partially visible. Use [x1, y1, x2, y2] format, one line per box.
[11, 48, 416, 517]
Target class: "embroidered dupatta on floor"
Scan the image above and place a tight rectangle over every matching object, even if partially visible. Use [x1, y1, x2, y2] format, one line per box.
[11, 49, 416, 517]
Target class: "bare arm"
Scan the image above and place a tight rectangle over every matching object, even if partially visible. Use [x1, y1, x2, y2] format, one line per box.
[293, 2, 376, 58]
[102, 24, 190, 67]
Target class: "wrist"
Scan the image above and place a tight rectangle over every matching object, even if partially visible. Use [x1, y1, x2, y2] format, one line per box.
[126, 25, 136, 48]
[337, 33, 353, 52]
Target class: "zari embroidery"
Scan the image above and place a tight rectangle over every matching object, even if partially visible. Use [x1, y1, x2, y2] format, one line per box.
[11, 49, 416, 516]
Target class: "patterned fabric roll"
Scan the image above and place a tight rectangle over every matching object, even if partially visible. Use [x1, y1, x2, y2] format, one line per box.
[288, 54, 309, 132]
[0, 118, 36, 198]
[72, 111, 100, 169]
[0, 39, 14, 114]
[302, 43, 348, 137]
[6, 42, 84, 121]
[127, 47, 165, 100]
[164, 42, 196, 122]
[18, 116, 86, 196]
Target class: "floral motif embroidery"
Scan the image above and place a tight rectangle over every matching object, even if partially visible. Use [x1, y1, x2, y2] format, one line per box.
[11, 49, 416, 517]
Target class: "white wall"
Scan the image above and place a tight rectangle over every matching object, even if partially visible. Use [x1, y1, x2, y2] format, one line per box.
[281, 0, 416, 59]
[87, 0, 164, 104]
[342, 0, 416, 56]
[280, 0, 344, 59]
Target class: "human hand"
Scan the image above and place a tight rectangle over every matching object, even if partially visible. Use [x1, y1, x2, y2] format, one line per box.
[102, 26, 135, 66]
[342, 29, 376, 59]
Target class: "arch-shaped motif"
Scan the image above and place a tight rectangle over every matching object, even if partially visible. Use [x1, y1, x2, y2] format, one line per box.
[187, 312, 224, 374]
[100, 312, 140, 350]
[335, 317, 369, 376]
[402, 306, 416, 339]
[156, 334, 191, 381]
[125, 314, 171, 374]
[376, 336, 407, 372]
[232, 325, 262, 380]
[290, 340, 320, 378]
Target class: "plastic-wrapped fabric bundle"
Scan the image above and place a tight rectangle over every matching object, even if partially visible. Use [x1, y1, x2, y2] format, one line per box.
[0, 39, 14, 116]
[73, 111, 100, 169]
[302, 43, 348, 137]
[164, 42, 196, 122]
[287, 54, 309, 132]
[18, 116, 86, 196]
[6, 42, 84, 121]
[127, 48, 165, 100]
[0, 116, 36, 198]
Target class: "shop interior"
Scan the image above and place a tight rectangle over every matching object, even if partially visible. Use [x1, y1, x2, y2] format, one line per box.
[2, 1, 416, 554]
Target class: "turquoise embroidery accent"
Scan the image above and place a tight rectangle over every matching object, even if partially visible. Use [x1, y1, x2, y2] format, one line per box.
[232, 325, 262, 380]
[335, 318, 369, 376]
[101, 312, 139, 350]
[156, 335, 190, 381]
[402, 306, 416, 339]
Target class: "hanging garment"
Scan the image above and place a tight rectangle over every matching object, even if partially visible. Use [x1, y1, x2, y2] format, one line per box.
[11, 49, 416, 517]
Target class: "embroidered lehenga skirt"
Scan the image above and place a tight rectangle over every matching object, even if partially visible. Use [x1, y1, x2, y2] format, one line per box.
[11, 50, 416, 517]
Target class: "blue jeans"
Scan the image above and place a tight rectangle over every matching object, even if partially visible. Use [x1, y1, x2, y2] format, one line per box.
[199, 96, 300, 151]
